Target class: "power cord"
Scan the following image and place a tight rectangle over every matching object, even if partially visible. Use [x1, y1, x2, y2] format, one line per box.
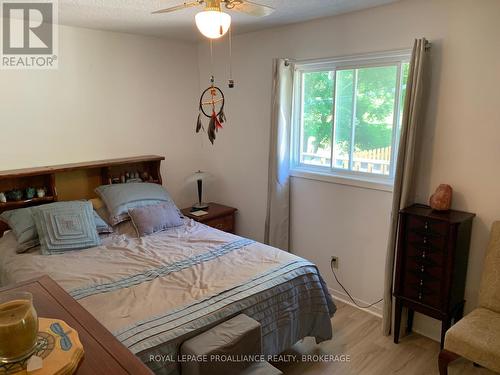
[330, 258, 383, 309]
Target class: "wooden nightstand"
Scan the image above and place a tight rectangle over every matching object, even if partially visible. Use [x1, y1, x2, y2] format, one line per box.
[0, 275, 152, 375]
[181, 203, 237, 233]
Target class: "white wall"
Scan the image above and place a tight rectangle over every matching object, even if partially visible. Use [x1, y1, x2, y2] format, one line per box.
[0, 25, 200, 208]
[197, 0, 500, 339]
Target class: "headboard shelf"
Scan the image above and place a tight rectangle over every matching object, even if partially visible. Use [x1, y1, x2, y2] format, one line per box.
[0, 196, 55, 211]
[0, 155, 165, 178]
[0, 155, 165, 216]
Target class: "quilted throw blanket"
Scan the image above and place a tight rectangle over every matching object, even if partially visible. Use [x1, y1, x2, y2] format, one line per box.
[0, 219, 336, 374]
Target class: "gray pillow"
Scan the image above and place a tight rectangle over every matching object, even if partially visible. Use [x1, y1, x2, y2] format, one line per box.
[0, 207, 39, 253]
[32, 201, 101, 255]
[95, 183, 178, 225]
[93, 210, 113, 234]
[0, 205, 113, 252]
[128, 202, 183, 237]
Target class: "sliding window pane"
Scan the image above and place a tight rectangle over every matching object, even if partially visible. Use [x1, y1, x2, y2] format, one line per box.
[333, 69, 354, 170]
[352, 66, 397, 175]
[300, 71, 333, 167]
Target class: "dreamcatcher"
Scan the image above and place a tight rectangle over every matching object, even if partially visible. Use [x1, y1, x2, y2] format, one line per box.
[195, 28, 235, 145]
[196, 76, 226, 144]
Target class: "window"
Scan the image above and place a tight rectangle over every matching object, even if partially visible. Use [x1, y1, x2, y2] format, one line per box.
[291, 51, 410, 187]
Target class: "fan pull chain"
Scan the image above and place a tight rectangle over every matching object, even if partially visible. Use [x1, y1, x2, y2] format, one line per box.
[228, 26, 234, 88]
[210, 39, 214, 85]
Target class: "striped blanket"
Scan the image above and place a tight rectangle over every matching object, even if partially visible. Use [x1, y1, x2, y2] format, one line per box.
[0, 219, 335, 374]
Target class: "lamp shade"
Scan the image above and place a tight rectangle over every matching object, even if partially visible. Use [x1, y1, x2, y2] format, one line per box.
[195, 10, 231, 39]
[186, 171, 211, 183]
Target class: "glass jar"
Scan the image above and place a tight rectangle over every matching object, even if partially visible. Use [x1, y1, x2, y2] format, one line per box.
[0, 292, 38, 363]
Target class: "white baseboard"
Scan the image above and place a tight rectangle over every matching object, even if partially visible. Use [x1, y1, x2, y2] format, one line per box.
[328, 287, 383, 318]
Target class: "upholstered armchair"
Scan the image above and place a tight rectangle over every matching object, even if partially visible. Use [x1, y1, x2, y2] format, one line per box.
[439, 221, 500, 374]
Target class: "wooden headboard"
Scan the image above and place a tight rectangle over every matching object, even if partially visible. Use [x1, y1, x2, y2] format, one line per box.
[0, 155, 165, 237]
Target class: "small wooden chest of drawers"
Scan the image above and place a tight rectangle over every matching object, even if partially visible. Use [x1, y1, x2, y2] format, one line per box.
[181, 203, 237, 233]
[393, 204, 475, 348]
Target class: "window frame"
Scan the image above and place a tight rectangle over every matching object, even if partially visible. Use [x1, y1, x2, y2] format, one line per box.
[290, 50, 411, 190]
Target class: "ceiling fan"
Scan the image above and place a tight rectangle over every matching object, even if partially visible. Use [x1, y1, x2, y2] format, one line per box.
[153, 0, 275, 39]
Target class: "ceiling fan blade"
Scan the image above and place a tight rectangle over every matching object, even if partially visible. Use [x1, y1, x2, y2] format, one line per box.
[229, 0, 275, 17]
[152, 1, 202, 14]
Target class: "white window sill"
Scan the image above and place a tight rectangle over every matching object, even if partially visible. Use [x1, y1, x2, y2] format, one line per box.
[289, 168, 394, 192]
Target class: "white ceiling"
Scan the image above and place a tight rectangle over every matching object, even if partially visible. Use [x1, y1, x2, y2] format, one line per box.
[59, 0, 400, 42]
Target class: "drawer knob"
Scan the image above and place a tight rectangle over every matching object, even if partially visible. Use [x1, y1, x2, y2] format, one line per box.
[422, 251, 426, 258]
[421, 266, 425, 272]
[420, 280, 424, 286]
[418, 293, 422, 300]
[424, 222, 429, 230]
[423, 237, 427, 244]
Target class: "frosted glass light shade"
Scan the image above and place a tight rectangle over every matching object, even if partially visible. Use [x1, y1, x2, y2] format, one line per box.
[186, 170, 211, 183]
[195, 10, 231, 39]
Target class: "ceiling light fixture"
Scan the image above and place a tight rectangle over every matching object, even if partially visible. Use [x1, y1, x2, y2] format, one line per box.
[153, 0, 276, 40]
[195, 9, 231, 39]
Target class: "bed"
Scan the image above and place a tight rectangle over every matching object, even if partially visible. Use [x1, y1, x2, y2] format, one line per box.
[0, 157, 335, 374]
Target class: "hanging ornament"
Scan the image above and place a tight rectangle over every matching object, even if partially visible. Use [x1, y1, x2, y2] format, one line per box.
[195, 32, 234, 145]
[228, 25, 235, 88]
[196, 76, 226, 145]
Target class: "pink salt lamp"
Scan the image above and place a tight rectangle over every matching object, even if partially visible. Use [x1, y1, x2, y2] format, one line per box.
[430, 184, 453, 211]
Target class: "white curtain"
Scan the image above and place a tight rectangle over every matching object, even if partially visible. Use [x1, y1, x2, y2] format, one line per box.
[264, 58, 295, 250]
[382, 38, 429, 335]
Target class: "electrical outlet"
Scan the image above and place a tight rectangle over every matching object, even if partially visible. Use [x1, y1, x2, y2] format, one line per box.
[331, 256, 339, 269]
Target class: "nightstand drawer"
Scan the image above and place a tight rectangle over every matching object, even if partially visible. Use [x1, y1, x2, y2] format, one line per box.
[205, 215, 234, 232]
[181, 203, 237, 234]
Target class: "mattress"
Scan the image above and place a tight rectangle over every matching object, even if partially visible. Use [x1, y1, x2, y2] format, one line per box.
[0, 219, 336, 374]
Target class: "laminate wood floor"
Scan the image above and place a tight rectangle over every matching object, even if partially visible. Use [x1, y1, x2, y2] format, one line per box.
[274, 301, 495, 375]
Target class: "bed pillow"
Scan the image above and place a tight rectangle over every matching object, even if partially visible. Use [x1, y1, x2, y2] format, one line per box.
[93, 210, 113, 234]
[89, 197, 105, 210]
[89, 198, 113, 226]
[32, 201, 101, 255]
[0, 207, 39, 253]
[95, 183, 179, 225]
[128, 202, 184, 237]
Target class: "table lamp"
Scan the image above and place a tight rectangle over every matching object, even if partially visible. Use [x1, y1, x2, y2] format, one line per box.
[187, 171, 210, 210]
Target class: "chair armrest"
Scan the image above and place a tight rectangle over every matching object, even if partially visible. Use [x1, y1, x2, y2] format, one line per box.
[479, 221, 500, 311]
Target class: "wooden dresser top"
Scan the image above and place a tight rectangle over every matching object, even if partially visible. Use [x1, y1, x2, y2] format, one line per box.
[400, 204, 475, 223]
[0, 276, 152, 375]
